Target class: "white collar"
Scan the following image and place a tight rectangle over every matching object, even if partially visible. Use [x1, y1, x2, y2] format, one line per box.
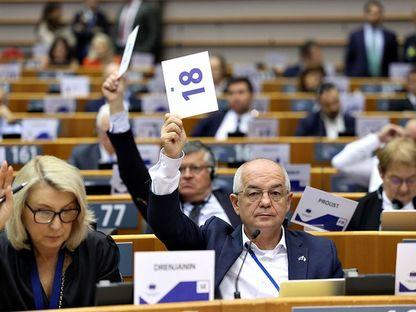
[241, 225, 287, 256]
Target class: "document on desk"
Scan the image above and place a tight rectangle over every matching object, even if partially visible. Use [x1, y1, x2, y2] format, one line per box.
[291, 186, 358, 231]
[134, 250, 214, 304]
[396, 242, 416, 295]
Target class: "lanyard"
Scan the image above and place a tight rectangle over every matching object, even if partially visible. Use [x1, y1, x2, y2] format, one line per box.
[31, 249, 65, 310]
[247, 248, 280, 292]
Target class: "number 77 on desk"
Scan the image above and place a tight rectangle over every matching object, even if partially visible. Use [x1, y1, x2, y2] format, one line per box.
[162, 51, 218, 118]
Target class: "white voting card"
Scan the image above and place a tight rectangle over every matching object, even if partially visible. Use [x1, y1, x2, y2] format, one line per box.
[21, 119, 59, 141]
[291, 186, 358, 231]
[43, 96, 76, 114]
[60, 76, 90, 97]
[134, 250, 214, 304]
[162, 51, 218, 118]
[355, 116, 390, 137]
[395, 242, 416, 295]
[118, 26, 139, 78]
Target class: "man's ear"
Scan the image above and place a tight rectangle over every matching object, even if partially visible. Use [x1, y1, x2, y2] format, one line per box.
[230, 193, 240, 215]
[285, 192, 293, 214]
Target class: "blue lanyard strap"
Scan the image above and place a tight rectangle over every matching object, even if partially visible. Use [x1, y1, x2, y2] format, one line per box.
[31, 249, 65, 310]
[247, 248, 280, 292]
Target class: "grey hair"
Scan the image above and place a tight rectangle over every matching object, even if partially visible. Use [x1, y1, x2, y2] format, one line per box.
[233, 159, 291, 193]
[183, 140, 216, 167]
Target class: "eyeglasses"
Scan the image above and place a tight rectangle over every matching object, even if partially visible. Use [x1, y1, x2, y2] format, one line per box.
[236, 188, 287, 203]
[179, 165, 212, 175]
[25, 202, 80, 224]
[387, 176, 416, 188]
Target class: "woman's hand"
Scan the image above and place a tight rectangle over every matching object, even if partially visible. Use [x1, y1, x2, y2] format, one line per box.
[0, 161, 14, 230]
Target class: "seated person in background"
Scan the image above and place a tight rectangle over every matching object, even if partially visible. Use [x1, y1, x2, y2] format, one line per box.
[101, 72, 240, 227]
[35, 2, 76, 49]
[46, 37, 78, 68]
[147, 114, 343, 299]
[85, 63, 141, 112]
[332, 120, 416, 192]
[298, 65, 325, 93]
[295, 82, 355, 138]
[283, 40, 324, 77]
[82, 33, 119, 68]
[347, 137, 416, 230]
[210, 54, 228, 94]
[388, 68, 416, 111]
[0, 156, 121, 310]
[0, 87, 14, 123]
[69, 104, 116, 169]
[72, 0, 110, 63]
[192, 77, 254, 139]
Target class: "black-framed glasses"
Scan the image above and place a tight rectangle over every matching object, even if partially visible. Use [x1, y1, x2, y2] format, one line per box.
[236, 187, 287, 203]
[179, 165, 212, 175]
[25, 202, 80, 224]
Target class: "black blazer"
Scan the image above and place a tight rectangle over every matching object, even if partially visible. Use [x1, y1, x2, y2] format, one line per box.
[345, 27, 398, 77]
[148, 189, 344, 298]
[107, 129, 241, 228]
[388, 98, 416, 111]
[403, 34, 416, 63]
[295, 111, 356, 137]
[191, 110, 228, 137]
[347, 188, 416, 230]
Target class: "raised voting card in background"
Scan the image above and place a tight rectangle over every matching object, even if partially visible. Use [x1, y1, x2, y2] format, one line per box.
[118, 26, 139, 78]
[134, 250, 214, 304]
[162, 51, 218, 118]
[291, 186, 358, 231]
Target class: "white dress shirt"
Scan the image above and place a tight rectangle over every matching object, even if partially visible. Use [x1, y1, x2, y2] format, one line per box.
[407, 93, 416, 110]
[331, 133, 383, 191]
[321, 113, 345, 139]
[219, 225, 288, 299]
[382, 191, 415, 211]
[215, 110, 252, 140]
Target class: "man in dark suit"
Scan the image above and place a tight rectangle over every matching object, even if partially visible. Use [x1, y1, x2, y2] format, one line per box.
[147, 114, 343, 299]
[388, 68, 416, 111]
[283, 40, 324, 77]
[347, 137, 416, 230]
[296, 83, 356, 138]
[102, 71, 240, 227]
[345, 0, 398, 77]
[69, 104, 117, 170]
[192, 77, 253, 139]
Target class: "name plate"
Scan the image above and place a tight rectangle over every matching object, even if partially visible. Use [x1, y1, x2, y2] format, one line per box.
[291, 186, 358, 231]
[0, 63, 21, 80]
[117, 242, 133, 277]
[0, 145, 41, 164]
[248, 118, 278, 137]
[356, 117, 390, 138]
[134, 250, 214, 304]
[141, 93, 169, 113]
[21, 119, 59, 141]
[132, 117, 164, 138]
[137, 144, 160, 168]
[314, 143, 346, 162]
[60, 76, 90, 97]
[248, 144, 290, 164]
[89, 202, 138, 229]
[286, 164, 311, 192]
[43, 96, 76, 113]
[396, 242, 416, 295]
[340, 92, 365, 114]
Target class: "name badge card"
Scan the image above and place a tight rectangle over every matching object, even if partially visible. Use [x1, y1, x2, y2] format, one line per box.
[291, 186, 358, 231]
[340, 91, 365, 114]
[43, 96, 76, 113]
[132, 117, 164, 138]
[21, 119, 59, 141]
[395, 242, 416, 295]
[134, 250, 214, 304]
[286, 164, 311, 192]
[248, 144, 290, 164]
[162, 51, 218, 118]
[248, 118, 278, 137]
[356, 116, 390, 138]
[141, 93, 169, 113]
[60, 76, 90, 97]
[118, 26, 139, 78]
[0, 63, 21, 80]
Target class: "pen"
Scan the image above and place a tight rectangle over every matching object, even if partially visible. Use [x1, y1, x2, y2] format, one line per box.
[0, 182, 28, 204]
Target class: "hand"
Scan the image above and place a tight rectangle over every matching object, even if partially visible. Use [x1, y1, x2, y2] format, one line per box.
[0, 161, 14, 231]
[377, 124, 405, 143]
[161, 114, 187, 159]
[102, 71, 125, 115]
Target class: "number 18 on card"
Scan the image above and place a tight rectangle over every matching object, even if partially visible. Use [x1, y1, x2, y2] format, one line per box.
[162, 51, 218, 118]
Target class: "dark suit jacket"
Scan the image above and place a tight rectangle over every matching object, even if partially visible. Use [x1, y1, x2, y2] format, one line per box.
[191, 110, 228, 137]
[283, 64, 302, 77]
[295, 111, 356, 137]
[148, 189, 343, 298]
[403, 34, 416, 63]
[388, 98, 416, 111]
[347, 188, 416, 230]
[345, 27, 398, 77]
[68, 143, 101, 170]
[107, 129, 241, 228]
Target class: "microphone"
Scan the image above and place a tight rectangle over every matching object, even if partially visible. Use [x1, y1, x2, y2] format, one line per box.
[234, 229, 261, 299]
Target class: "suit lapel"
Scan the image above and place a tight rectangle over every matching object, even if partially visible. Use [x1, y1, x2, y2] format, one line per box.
[286, 229, 309, 280]
[215, 225, 243, 289]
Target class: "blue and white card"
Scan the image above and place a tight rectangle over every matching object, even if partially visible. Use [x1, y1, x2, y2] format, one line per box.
[291, 186, 358, 231]
[21, 118, 59, 141]
[355, 116, 390, 138]
[248, 143, 290, 165]
[43, 96, 76, 113]
[118, 26, 139, 78]
[60, 76, 90, 97]
[247, 118, 278, 137]
[162, 51, 218, 118]
[134, 250, 214, 304]
[395, 242, 416, 295]
[286, 164, 311, 192]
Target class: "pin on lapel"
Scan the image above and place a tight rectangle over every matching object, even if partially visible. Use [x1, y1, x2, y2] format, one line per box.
[298, 255, 307, 262]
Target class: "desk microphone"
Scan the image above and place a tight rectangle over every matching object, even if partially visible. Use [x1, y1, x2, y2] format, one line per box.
[234, 229, 261, 299]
